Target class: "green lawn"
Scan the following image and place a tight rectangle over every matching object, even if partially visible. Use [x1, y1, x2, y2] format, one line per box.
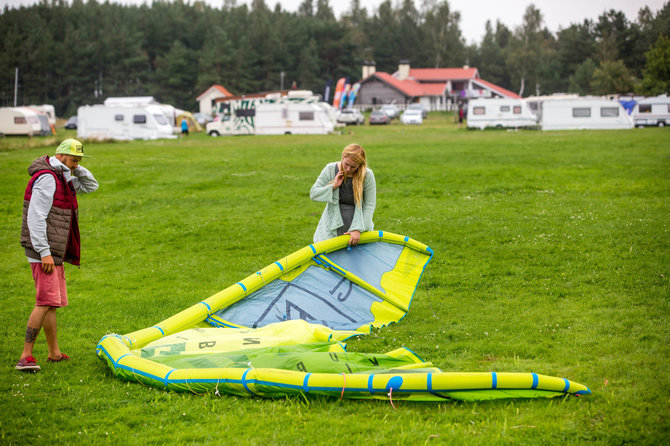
[1, 116, 668, 444]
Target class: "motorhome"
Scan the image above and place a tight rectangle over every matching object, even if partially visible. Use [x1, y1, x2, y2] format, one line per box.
[467, 98, 538, 130]
[540, 98, 633, 130]
[631, 95, 670, 127]
[0, 107, 42, 135]
[207, 101, 333, 136]
[77, 104, 177, 140]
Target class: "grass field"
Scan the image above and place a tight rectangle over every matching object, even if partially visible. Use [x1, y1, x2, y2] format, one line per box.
[1, 116, 668, 444]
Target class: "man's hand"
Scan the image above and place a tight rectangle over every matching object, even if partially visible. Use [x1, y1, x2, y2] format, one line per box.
[344, 230, 361, 246]
[41, 255, 55, 274]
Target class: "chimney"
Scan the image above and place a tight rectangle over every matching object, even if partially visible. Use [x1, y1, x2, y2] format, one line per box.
[398, 60, 410, 80]
[362, 61, 376, 79]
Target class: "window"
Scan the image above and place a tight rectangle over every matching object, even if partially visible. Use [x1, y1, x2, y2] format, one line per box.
[500, 105, 510, 112]
[14, 117, 26, 124]
[153, 114, 168, 125]
[529, 102, 538, 110]
[235, 108, 255, 117]
[572, 107, 591, 118]
[133, 114, 146, 124]
[667, 105, 670, 113]
[600, 107, 619, 117]
[513, 106, 522, 114]
[473, 106, 486, 115]
[299, 111, 314, 121]
[638, 104, 651, 113]
[282, 108, 288, 119]
[114, 114, 124, 121]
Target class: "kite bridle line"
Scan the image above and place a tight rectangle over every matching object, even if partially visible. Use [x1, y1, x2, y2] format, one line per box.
[184, 375, 223, 397]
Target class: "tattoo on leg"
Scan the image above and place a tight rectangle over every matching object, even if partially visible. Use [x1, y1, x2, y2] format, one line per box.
[25, 327, 40, 344]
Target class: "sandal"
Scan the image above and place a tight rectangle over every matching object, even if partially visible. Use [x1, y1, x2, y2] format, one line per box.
[47, 353, 69, 363]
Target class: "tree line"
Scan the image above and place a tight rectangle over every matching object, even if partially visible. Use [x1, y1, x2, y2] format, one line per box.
[1, 0, 668, 116]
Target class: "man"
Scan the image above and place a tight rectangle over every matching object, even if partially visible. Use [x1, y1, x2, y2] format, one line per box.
[181, 117, 189, 136]
[16, 139, 98, 371]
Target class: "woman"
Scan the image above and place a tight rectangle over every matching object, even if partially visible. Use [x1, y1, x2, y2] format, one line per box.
[310, 143, 376, 245]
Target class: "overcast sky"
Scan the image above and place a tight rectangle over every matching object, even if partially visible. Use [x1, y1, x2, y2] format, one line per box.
[1, 0, 665, 43]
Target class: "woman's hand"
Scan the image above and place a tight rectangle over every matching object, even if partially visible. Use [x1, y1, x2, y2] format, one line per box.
[332, 170, 344, 190]
[344, 230, 361, 246]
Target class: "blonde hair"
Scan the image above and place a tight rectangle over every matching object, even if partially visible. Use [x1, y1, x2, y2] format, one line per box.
[341, 143, 367, 206]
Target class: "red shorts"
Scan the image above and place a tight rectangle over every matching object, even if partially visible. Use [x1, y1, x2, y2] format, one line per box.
[30, 263, 68, 307]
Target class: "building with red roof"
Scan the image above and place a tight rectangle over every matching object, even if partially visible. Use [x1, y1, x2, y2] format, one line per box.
[196, 84, 234, 115]
[356, 61, 519, 111]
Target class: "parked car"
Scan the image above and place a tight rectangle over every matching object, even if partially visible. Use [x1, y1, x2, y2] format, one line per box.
[193, 112, 213, 126]
[337, 108, 365, 125]
[407, 103, 427, 118]
[400, 109, 423, 125]
[64, 116, 77, 129]
[369, 110, 391, 125]
[380, 104, 399, 119]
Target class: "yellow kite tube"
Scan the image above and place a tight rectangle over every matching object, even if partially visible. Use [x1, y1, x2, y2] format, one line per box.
[96, 231, 591, 401]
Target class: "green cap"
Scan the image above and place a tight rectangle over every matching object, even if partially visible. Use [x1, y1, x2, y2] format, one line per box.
[55, 138, 90, 157]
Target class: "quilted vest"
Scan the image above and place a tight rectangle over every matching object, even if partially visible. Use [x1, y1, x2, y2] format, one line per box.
[20, 156, 80, 266]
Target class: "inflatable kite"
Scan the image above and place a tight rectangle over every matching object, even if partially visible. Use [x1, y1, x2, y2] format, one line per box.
[97, 231, 591, 402]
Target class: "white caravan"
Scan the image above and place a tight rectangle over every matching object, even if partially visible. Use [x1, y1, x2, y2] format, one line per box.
[19, 107, 54, 135]
[0, 107, 42, 135]
[467, 98, 538, 130]
[631, 95, 670, 127]
[28, 104, 56, 125]
[207, 101, 333, 136]
[541, 98, 633, 130]
[104, 96, 158, 107]
[524, 94, 578, 122]
[77, 104, 177, 140]
[103, 96, 176, 126]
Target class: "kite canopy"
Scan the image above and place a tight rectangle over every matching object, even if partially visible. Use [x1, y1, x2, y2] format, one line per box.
[97, 231, 591, 401]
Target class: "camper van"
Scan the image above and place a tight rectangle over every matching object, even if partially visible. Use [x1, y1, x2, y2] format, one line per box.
[77, 104, 177, 140]
[467, 98, 538, 130]
[207, 101, 333, 136]
[541, 98, 633, 130]
[0, 107, 42, 135]
[632, 95, 670, 127]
